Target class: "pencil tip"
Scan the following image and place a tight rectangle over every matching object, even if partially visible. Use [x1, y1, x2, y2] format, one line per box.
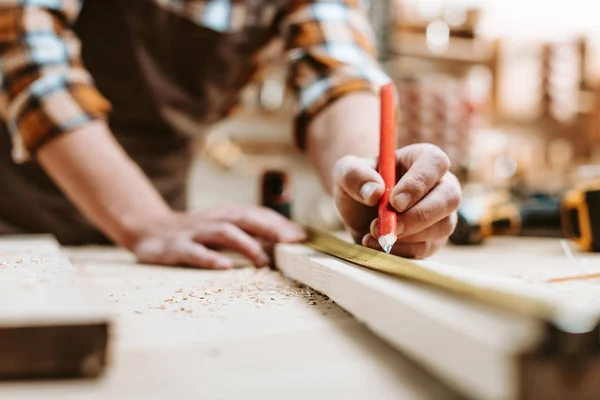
[378, 234, 397, 254]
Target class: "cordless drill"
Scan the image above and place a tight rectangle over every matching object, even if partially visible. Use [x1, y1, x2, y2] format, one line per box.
[450, 180, 600, 252]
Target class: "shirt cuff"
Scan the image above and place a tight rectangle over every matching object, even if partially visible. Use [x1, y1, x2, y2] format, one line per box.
[8, 74, 111, 163]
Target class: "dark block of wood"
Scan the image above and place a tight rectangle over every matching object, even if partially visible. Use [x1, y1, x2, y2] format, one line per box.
[0, 236, 111, 380]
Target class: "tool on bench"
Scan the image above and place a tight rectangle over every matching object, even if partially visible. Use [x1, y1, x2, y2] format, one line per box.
[261, 170, 292, 219]
[450, 179, 600, 252]
[562, 179, 600, 252]
[450, 191, 563, 245]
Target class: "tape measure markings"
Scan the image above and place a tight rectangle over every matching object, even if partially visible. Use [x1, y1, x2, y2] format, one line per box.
[304, 228, 566, 323]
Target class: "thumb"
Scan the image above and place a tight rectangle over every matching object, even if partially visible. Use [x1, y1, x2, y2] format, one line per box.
[333, 155, 384, 206]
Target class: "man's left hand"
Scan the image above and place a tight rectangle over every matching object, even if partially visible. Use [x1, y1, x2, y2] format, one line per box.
[332, 144, 461, 259]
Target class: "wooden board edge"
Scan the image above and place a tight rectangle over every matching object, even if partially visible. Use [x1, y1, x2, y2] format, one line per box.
[275, 244, 544, 400]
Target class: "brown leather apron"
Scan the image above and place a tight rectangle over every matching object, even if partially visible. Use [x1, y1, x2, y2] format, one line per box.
[0, 0, 282, 244]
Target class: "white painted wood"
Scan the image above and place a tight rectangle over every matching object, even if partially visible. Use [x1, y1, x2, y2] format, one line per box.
[275, 244, 545, 400]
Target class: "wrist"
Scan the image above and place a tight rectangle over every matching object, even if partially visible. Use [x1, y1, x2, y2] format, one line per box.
[117, 207, 176, 251]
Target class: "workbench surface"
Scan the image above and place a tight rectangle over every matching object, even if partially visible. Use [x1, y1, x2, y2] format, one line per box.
[0, 237, 598, 400]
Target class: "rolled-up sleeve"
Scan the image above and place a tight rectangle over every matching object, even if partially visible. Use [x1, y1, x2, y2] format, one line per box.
[0, 0, 110, 163]
[281, 0, 390, 149]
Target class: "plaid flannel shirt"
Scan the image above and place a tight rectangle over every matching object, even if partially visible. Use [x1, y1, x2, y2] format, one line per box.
[0, 0, 389, 162]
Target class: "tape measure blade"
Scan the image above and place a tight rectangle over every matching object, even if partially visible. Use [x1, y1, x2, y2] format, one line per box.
[304, 228, 558, 322]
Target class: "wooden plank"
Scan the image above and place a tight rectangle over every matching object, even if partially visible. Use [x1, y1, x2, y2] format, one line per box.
[0, 245, 462, 400]
[301, 229, 600, 327]
[0, 236, 111, 379]
[275, 243, 545, 400]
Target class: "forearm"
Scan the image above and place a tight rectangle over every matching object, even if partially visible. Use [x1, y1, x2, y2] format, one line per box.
[37, 122, 172, 249]
[306, 92, 380, 193]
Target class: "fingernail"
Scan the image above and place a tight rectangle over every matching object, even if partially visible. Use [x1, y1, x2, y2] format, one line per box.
[361, 234, 370, 246]
[282, 228, 306, 242]
[395, 193, 411, 212]
[360, 182, 378, 202]
[294, 226, 308, 240]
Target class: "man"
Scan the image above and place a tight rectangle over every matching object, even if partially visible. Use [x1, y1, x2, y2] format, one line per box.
[0, 0, 461, 269]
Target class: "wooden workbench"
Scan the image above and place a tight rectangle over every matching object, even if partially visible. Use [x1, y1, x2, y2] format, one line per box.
[0, 237, 596, 400]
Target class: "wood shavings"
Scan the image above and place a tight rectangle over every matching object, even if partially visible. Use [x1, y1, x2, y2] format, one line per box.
[136, 267, 334, 319]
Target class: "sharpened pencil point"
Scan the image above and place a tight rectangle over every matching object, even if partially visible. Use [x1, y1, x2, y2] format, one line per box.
[378, 233, 397, 254]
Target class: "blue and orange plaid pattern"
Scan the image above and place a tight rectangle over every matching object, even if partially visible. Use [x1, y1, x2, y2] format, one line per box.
[0, 0, 389, 161]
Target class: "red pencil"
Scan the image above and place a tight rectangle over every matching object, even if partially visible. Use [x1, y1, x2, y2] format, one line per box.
[378, 82, 397, 254]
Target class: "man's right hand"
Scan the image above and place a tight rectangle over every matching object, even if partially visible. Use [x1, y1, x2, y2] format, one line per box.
[133, 204, 306, 269]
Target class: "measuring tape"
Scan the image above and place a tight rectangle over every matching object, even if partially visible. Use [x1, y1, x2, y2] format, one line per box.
[303, 227, 561, 322]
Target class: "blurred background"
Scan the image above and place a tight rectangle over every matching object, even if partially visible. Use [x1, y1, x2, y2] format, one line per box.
[189, 0, 600, 232]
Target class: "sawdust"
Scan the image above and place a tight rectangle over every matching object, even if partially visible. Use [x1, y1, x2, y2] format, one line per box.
[138, 267, 331, 316]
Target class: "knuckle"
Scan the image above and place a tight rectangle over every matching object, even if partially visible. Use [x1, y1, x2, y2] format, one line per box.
[223, 204, 242, 220]
[333, 155, 359, 182]
[433, 149, 451, 173]
[440, 217, 455, 236]
[333, 155, 371, 191]
[407, 173, 429, 195]
[216, 223, 237, 240]
[423, 144, 450, 165]
[446, 184, 462, 210]
[415, 206, 430, 225]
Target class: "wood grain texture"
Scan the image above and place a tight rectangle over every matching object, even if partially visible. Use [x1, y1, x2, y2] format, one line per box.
[0, 236, 110, 379]
[275, 244, 544, 400]
[4, 237, 596, 399]
[0, 245, 460, 400]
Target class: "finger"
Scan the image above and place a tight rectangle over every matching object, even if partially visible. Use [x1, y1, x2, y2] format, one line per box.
[174, 241, 233, 269]
[369, 212, 456, 241]
[362, 234, 444, 259]
[234, 206, 306, 243]
[369, 218, 379, 238]
[396, 213, 457, 243]
[391, 144, 450, 212]
[194, 223, 270, 267]
[204, 205, 306, 243]
[333, 155, 384, 206]
[396, 173, 461, 238]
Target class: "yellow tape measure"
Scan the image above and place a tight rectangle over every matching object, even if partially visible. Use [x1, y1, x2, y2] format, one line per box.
[303, 228, 560, 322]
